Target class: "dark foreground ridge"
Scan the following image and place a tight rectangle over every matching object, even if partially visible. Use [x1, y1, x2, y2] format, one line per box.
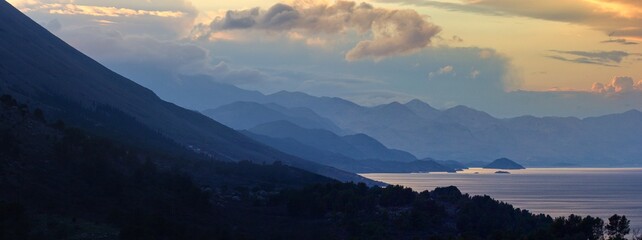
[1, 96, 639, 240]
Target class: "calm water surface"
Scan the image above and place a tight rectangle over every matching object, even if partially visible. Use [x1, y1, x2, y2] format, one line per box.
[363, 168, 642, 230]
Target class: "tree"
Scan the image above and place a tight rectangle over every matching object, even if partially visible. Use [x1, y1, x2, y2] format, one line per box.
[605, 214, 630, 240]
[52, 120, 66, 130]
[549, 215, 604, 240]
[33, 108, 45, 122]
[0, 94, 17, 107]
[630, 229, 642, 240]
[580, 215, 605, 240]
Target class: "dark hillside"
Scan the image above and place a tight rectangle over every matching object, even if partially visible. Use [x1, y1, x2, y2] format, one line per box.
[0, 95, 335, 239]
[0, 0, 371, 183]
[0, 96, 631, 239]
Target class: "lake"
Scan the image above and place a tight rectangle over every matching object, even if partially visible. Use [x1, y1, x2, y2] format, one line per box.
[363, 168, 642, 230]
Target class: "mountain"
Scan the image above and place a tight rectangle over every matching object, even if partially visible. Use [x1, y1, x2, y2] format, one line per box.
[248, 120, 418, 162]
[243, 131, 451, 173]
[341, 134, 417, 162]
[0, 94, 612, 240]
[158, 74, 265, 111]
[0, 1, 373, 184]
[259, 92, 494, 161]
[20, 0, 639, 167]
[484, 158, 526, 170]
[404, 99, 441, 120]
[203, 101, 343, 133]
[438, 105, 501, 130]
[0, 94, 346, 239]
[1, 2, 632, 239]
[255, 91, 642, 166]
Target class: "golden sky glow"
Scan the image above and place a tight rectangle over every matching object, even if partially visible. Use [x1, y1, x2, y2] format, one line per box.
[9, 0, 641, 92]
[6, 0, 642, 116]
[373, 0, 642, 91]
[584, 0, 641, 19]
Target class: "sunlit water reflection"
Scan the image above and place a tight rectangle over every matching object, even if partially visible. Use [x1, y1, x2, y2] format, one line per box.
[363, 168, 642, 230]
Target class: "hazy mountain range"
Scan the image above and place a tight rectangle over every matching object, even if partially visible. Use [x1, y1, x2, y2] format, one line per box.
[238, 120, 453, 173]
[3, 2, 638, 239]
[0, 1, 374, 184]
[78, 38, 642, 168]
[3, 0, 641, 175]
[198, 92, 642, 167]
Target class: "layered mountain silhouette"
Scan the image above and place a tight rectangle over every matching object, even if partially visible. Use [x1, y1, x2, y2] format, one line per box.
[237, 120, 451, 173]
[243, 131, 451, 173]
[203, 101, 344, 134]
[248, 121, 417, 163]
[8, 0, 640, 168]
[2, 2, 636, 239]
[0, 1, 375, 184]
[194, 89, 642, 167]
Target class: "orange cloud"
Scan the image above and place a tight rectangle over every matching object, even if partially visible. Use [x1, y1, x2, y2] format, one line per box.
[379, 0, 642, 39]
[592, 76, 642, 94]
[191, 1, 442, 61]
[584, 0, 642, 19]
[37, 4, 186, 18]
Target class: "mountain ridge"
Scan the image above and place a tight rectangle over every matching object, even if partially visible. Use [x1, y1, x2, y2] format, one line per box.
[248, 120, 418, 163]
[0, 1, 374, 184]
[191, 84, 642, 166]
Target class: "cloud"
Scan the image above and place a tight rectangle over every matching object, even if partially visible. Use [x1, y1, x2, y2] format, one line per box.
[374, 0, 642, 39]
[478, 49, 495, 59]
[439, 65, 454, 74]
[35, 4, 186, 17]
[9, 0, 198, 38]
[56, 26, 277, 87]
[428, 65, 456, 79]
[592, 76, 642, 94]
[470, 70, 480, 79]
[190, 0, 442, 61]
[15, 0, 194, 17]
[601, 38, 639, 45]
[375, 0, 505, 16]
[547, 50, 633, 67]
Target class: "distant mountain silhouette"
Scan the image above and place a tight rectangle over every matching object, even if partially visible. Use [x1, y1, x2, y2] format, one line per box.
[248, 120, 417, 162]
[163, 80, 642, 167]
[243, 131, 452, 173]
[0, 1, 373, 184]
[160, 74, 265, 111]
[484, 158, 525, 170]
[404, 99, 441, 120]
[259, 92, 495, 162]
[251, 91, 642, 167]
[203, 101, 343, 134]
[342, 133, 417, 163]
[22, 0, 640, 167]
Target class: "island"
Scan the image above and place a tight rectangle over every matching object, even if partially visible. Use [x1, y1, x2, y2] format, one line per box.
[483, 158, 526, 170]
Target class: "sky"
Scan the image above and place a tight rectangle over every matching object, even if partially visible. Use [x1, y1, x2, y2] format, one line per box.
[7, 0, 642, 117]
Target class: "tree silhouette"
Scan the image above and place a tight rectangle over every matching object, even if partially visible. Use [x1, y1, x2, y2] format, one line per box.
[33, 108, 45, 122]
[631, 229, 642, 240]
[605, 214, 630, 240]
